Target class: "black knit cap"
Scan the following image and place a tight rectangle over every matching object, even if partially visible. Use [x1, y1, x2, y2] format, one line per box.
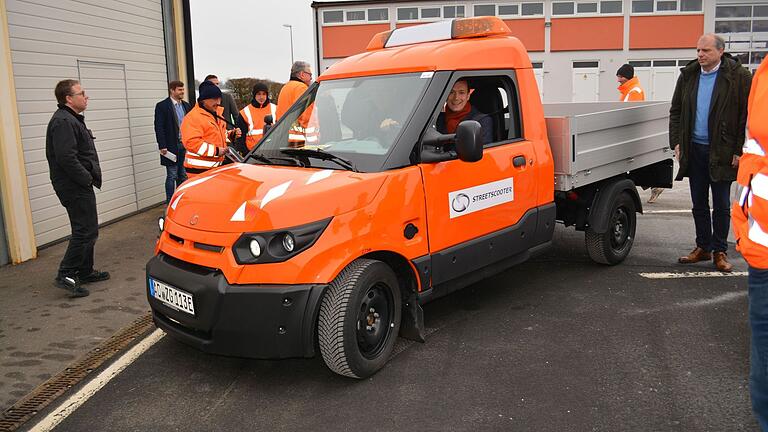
[616, 64, 634, 80]
[198, 80, 222, 101]
[252, 82, 269, 98]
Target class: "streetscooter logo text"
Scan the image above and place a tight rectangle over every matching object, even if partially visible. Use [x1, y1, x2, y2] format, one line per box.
[448, 178, 514, 219]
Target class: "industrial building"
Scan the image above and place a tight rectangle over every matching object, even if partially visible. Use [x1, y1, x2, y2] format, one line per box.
[0, 0, 194, 265]
[311, 0, 767, 102]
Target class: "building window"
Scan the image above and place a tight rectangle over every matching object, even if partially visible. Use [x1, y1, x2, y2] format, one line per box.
[532, 62, 543, 68]
[368, 8, 388, 22]
[346, 10, 365, 21]
[323, 10, 344, 24]
[474, 4, 496, 16]
[716, 5, 752, 17]
[716, 20, 752, 32]
[521, 3, 545, 15]
[629, 60, 652, 67]
[577, 2, 598, 13]
[656, 0, 677, 11]
[499, 4, 520, 16]
[680, 0, 702, 11]
[632, 0, 654, 12]
[397, 7, 419, 21]
[421, 7, 441, 19]
[573, 61, 599, 68]
[553, 2, 575, 15]
[600, 1, 623, 13]
[444, 5, 466, 18]
[717, 2, 768, 71]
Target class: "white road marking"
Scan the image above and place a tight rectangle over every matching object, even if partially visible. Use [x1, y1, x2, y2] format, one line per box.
[644, 209, 690, 214]
[28, 330, 165, 432]
[627, 291, 747, 315]
[639, 271, 747, 279]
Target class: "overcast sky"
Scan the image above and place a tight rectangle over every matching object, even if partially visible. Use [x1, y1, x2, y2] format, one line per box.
[189, 0, 320, 84]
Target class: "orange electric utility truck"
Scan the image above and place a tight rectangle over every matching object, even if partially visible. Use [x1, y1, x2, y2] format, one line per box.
[146, 17, 673, 378]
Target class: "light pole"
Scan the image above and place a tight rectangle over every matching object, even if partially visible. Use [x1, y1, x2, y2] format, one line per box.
[282, 24, 294, 65]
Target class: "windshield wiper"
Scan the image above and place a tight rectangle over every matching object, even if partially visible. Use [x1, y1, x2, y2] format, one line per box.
[245, 151, 306, 167]
[279, 148, 357, 172]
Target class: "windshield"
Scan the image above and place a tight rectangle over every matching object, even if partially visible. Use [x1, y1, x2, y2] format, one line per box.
[248, 73, 430, 172]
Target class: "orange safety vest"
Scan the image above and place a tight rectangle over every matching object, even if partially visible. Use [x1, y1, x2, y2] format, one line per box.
[276, 79, 316, 147]
[240, 102, 276, 150]
[181, 104, 229, 172]
[733, 59, 768, 268]
[618, 77, 645, 102]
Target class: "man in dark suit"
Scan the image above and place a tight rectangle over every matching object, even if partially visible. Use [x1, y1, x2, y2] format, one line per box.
[154, 81, 191, 203]
[46, 79, 110, 298]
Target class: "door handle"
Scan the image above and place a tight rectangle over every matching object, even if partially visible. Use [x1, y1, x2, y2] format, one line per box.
[513, 155, 526, 168]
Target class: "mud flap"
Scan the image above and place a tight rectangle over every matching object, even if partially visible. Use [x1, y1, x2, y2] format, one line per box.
[399, 295, 426, 343]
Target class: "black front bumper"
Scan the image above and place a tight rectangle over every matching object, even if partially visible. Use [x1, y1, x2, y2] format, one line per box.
[146, 254, 327, 359]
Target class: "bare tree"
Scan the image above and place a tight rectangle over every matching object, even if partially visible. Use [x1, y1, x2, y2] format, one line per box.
[225, 78, 285, 110]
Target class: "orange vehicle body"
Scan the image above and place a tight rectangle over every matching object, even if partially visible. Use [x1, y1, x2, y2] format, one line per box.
[147, 17, 556, 374]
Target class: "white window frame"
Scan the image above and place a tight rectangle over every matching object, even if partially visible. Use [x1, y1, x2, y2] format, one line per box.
[473, 4, 498, 17]
[498, 3, 522, 18]
[322, 9, 345, 25]
[520, 2, 545, 17]
[420, 6, 443, 21]
[443, 5, 466, 18]
[575, 1, 599, 15]
[630, 0, 702, 15]
[366, 7, 390, 23]
[345, 9, 366, 22]
[396, 6, 420, 22]
[552, 1, 576, 16]
[598, 0, 624, 14]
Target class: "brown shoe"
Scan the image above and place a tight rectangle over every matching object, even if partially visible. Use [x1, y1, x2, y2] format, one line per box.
[678, 247, 712, 264]
[713, 252, 733, 273]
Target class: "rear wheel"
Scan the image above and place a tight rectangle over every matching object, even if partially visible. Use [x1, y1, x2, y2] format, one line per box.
[318, 259, 401, 378]
[585, 191, 636, 265]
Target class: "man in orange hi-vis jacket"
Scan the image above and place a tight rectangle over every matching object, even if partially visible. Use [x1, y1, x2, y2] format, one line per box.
[734, 58, 768, 431]
[276, 61, 317, 147]
[181, 81, 241, 176]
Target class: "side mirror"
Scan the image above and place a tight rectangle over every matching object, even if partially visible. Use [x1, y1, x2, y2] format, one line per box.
[455, 120, 483, 162]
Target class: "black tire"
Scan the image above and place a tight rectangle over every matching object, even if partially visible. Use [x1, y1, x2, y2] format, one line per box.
[585, 191, 636, 265]
[318, 259, 402, 378]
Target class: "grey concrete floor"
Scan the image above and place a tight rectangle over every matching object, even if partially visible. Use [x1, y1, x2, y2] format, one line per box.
[0, 206, 163, 412]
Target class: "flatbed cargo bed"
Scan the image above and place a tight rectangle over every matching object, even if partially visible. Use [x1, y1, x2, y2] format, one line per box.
[544, 101, 672, 191]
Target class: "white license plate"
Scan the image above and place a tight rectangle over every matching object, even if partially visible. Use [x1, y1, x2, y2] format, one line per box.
[149, 278, 195, 316]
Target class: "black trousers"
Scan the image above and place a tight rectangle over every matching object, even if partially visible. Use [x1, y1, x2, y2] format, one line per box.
[57, 187, 99, 277]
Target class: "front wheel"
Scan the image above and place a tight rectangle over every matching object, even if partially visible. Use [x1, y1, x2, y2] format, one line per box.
[318, 259, 402, 378]
[585, 191, 637, 265]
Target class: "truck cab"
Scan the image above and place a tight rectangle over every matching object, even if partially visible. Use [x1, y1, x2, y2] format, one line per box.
[146, 17, 670, 378]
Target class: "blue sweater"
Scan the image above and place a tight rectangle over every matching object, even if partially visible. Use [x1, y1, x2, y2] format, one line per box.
[692, 70, 718, 145]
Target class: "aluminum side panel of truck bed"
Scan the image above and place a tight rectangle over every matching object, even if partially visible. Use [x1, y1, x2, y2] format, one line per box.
[544, 101, 673, 191]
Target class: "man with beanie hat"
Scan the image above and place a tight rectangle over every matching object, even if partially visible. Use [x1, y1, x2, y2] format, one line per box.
[235, 82, 276, 153]
[180, 80, 241, 176]
[616, 64, 645, 102]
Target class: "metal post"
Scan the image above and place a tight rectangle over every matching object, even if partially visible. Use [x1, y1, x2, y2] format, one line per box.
[283, 24, 294, 65]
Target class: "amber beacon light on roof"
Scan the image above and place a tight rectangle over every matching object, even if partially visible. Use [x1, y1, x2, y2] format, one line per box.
[365, 17, 513, 51]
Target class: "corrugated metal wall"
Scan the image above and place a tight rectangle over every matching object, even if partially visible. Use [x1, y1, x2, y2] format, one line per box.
[8, 0, 169, 246]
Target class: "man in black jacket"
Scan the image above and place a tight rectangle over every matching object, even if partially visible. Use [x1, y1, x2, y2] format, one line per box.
[46, 79, 110, 297]
[154, 80, 191, 203]
[670, 33, 752, 272]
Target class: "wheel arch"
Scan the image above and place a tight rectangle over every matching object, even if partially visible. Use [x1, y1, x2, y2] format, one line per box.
[587, 178, 642, 234]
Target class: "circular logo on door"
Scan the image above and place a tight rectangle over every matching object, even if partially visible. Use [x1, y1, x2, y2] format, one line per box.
[451, 194, 470, 213]
[190, 215, 199, 225]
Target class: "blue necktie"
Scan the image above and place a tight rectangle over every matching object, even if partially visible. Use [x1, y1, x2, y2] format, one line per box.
[174, 103, 184, 140]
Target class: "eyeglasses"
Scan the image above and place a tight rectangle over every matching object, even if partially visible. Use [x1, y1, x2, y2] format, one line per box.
[70, 91, 87, 97]
[302, 70, 313, 78]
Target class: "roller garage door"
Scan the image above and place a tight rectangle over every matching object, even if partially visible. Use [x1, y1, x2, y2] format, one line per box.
[8, 0, 169, 246]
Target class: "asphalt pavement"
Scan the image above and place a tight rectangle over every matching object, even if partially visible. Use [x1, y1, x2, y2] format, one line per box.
[2, 184, 757, 432]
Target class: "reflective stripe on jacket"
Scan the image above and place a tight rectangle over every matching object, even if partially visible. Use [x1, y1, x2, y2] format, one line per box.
[240, 103, 276, 150]
[618, 77, 645, 102]
[181, 104, 228, 171]
[733, 59, 768, 268]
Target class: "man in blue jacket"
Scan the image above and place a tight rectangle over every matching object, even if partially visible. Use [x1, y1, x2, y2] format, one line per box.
[154, 81, 191, 203]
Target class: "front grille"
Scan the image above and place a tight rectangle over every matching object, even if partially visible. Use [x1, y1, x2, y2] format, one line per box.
[160, 253, 218, 276]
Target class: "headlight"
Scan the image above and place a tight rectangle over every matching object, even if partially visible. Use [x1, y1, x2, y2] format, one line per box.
[232, 218, 332, 264]
[249, 239, 262, 257]
[158, 217, 165, 232]
[282, 234, 295, 252]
